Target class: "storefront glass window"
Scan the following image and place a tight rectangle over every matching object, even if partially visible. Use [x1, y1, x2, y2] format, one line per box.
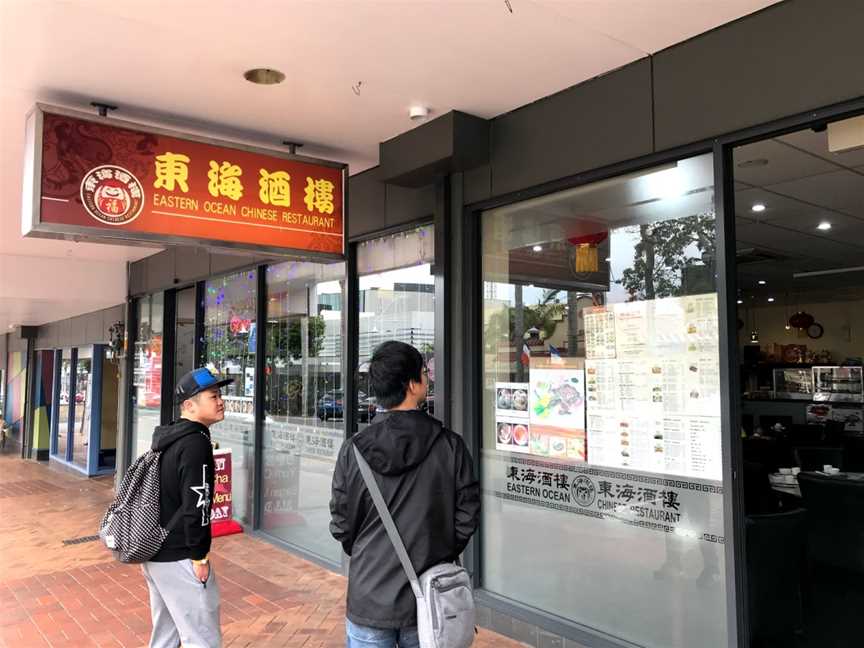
[480, 153, 727, 647]
[72, 347, 93, 469]
[99, 348, 119, 470]
[56, 349, 73, 459]
[261, 259, 345, 563]
[204, 270, 257, 524]
[356, 225, 436, 430]
[132, 293, 164, 459]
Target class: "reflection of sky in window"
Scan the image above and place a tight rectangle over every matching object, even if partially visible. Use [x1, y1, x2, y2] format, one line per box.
[487, 222, 709, 308]
[359, 264, 434, 290]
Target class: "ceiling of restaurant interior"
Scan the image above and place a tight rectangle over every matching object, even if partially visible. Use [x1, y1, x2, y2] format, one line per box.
[733, 119, 864, 301]
[0, 0, 781, 330]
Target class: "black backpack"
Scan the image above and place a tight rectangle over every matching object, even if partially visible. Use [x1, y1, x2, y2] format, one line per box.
[98, 449, 183, 563]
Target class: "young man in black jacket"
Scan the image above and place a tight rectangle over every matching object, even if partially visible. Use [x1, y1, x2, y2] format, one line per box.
[330, 341, 481, 647]
[141, 368, 231, 648]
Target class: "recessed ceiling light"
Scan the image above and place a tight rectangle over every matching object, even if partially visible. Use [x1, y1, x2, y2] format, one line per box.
[817, 221, 832, 231]
[767, 297, 775, 303]
[243, 68, 286, 85]
[758, 279, 767, 285]
[751, 203, 766, 213]
[532, 245, 543, 252]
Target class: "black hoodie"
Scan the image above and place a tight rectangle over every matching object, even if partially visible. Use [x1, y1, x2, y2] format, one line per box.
[149, 419, 215, 562]
[329, 410, 480, 629]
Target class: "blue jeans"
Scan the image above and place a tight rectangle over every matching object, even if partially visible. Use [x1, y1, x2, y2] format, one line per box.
[346, 618, 419, 648]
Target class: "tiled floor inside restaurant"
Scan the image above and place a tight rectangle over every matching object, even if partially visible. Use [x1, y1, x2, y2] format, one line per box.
[0, 450, 523, 647]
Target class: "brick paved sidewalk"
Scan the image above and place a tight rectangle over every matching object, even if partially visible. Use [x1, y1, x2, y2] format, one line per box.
[0, 452, 522, 648]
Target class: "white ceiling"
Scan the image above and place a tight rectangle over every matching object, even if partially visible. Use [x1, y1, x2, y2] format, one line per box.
[0, 0, 780, 332]
[734, 119, 864, 299]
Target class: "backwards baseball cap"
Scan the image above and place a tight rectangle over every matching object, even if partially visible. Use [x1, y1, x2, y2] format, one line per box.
[175, 368, 234, 404]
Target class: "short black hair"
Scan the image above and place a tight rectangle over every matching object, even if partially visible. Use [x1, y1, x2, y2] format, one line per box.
[368, 341, 424, 409]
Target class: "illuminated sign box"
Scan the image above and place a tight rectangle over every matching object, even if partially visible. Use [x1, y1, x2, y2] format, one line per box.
[22, 104, 345, 257]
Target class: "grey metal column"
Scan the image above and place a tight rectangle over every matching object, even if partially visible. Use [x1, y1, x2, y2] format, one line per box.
[714, 140, 746, 648]
[433, 177, 452, 429]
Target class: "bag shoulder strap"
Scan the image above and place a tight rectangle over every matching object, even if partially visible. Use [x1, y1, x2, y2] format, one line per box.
[353, 444, 423, 599]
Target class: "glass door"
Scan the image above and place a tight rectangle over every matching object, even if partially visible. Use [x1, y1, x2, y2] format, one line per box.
[71, 347, 93, 470]
[55, 348, 73, 460]
[260, 259, 346, 564]
[204, 270, 257, 524]
[131, 293, 164, 460]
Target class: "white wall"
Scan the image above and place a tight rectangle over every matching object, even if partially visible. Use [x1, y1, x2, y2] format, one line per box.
[738, 298, 864, 363]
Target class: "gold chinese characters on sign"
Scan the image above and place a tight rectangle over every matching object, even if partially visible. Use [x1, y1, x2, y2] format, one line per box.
[152, 152, 334, 214]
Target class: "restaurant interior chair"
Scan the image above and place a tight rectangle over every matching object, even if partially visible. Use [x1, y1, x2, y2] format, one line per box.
[798, 473, 864, 576]
[844, 434, 864, 472]
[743, 460, 781, 514]
[793, 446, 844, 472]
[743, 438, 781, 474]
[823, 420, 847, 445]
[746, 508, 807, 643]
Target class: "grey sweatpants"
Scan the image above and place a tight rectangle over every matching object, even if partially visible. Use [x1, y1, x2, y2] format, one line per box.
[141, 560, 222, 648]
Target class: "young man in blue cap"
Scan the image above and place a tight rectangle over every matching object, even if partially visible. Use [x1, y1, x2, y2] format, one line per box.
[141, 368, 232, 648]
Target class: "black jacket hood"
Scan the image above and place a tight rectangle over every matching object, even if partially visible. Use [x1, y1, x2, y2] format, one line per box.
[151, 418, 210, 452]
[352, 410, 442, 476]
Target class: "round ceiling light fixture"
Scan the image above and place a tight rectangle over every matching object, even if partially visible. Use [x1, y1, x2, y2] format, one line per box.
[751, 203, 766, 213]
[243, 68, 286, 85]
[758, 279, 767, 285]
[409, 105, 430, 121]
[817, 221, 832, 231]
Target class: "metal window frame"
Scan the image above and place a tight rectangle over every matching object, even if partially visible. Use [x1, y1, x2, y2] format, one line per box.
[49, 350, 61, 456]
[66, 347, 77, 464]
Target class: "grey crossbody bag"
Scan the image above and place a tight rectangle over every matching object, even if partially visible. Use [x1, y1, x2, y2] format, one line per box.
[353, 445, 475, 648]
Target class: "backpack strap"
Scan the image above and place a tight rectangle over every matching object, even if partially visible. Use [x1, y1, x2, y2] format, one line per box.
[353, 444, 423, 600]
[159, 429, 213, 533]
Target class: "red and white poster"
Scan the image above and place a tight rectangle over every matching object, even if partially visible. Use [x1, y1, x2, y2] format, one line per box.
[211, 449, 243, 537]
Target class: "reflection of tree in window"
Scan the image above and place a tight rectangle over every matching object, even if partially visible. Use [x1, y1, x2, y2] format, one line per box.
[484, 289, 565, 355]
[618, 213, 715, 300]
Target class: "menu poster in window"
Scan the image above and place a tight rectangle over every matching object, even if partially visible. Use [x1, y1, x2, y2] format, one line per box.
[495, 382, 530, 453]
[585, 360, 617, 410]
[584, 307, 616, 359]
[652, 297, 687, 356]
[614, 302, 649, 357]
[587, 412, 719, 479]
[528, 358, 586, 462]
[683, 294, 719, 355]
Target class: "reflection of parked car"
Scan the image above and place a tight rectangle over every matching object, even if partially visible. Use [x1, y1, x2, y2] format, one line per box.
[358, 394, 378, 423]
[317, 391, 344, 420]
[317, 391, 379, 422]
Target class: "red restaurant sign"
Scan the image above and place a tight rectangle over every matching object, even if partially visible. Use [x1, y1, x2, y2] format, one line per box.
[22, 104, 345, 255]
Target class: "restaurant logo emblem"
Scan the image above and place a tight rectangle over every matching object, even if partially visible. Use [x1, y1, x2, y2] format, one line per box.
[571, 475, 596, 508]
[80, 165, 144, 226]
